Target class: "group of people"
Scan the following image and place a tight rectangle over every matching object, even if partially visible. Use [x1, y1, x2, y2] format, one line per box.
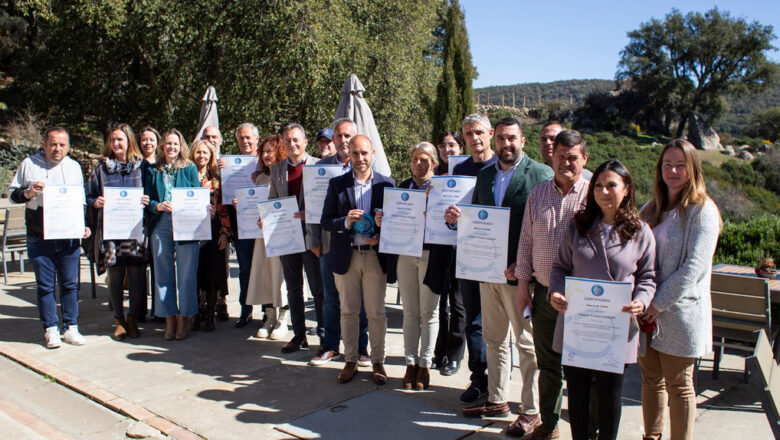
[8, 112, 722, 440]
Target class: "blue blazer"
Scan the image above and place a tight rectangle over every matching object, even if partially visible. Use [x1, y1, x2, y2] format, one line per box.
[321, 171, 395, 277]
[143, 163, 200, 231]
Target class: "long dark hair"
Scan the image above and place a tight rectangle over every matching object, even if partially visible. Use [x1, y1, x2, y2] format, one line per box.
[574, 159, 642, 240]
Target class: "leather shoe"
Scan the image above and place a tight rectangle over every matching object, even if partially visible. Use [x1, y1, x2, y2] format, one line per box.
[462, 401, 510, 418]
[441, 360, 460, 376]
[371, 363, 388, 385]
[309, 348, 339, 366]
[216, 304, 229, 321]
[281, 338, 308, 353]
[431, 356, 445, 370]
[234, 316, 252, 328]
[459, 381, 488, 405]
[337, 362, 358, 384]
[519, 425, 559, 440]
[506, 413, 541, 437]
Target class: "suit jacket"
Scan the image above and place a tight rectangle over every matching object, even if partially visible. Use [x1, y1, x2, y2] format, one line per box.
[321, 171, 395, 276]
[268, 154, 318, 202]
[472, 154, 553, 284]
[143, 163, 199, 233]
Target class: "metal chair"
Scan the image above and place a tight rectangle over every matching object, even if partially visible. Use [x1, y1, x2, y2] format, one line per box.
[2, 207, 28, 283]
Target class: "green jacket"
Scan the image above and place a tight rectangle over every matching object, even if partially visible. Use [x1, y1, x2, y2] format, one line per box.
[472, 154, 553, 283]
[143, 163, 200, 232]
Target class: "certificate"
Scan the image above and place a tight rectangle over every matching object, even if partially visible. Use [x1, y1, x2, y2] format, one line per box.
[220, 155, 258, 203]
[448, 155, 470, 175]
[257, 196, 306, 257]
[102, 187, 144, 243]
[561, 276, 632, 374]
[378, 188, 426, 257]
[455, 204, 509, 284]
[171, 187, 211, 241]
[236, 185, 269, 239]
[303, 164, 341, 224]
[424, 176, 476, 245]
[43, 185, 85, 239]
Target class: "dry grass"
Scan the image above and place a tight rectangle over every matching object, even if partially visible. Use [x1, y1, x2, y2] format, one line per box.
[698, 149, 735, 167]
[3, 109, 44, 147]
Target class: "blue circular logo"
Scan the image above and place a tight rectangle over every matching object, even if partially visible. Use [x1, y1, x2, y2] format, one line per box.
[447, 179, 456, 188]
[478, 210, 488, 220]
[248, 189, 255, 196]
[318, 168, 326, 176]
[59, 187, 67, 194]
[273, 201, 281, 209]
[119, 190, 128, 197]
[187, 190, 194, 197]
[234, 158, 241, 164]
[591, 285, 604, 297]
[401, 192, 409, 201]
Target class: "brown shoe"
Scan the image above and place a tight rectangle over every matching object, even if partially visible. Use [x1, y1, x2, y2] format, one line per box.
[310, 348, 340, 366]
[175, 315, 189, 340]
[415, 367, 430, 390]
[402, 365, 418, 390]
[113, 318, 127, 341]
[507, 413, 541, 437]
[372, 363, 388, 385]
[126, 315, 140, 338]
[462, 401, 510, 418]
[519, 425, 559, 440]
[164, 316, 176, 340]
[337, 362, 358, 384]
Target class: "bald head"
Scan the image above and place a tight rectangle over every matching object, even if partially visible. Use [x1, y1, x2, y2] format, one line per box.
[349, 135, 374, 175]
[203, 126, 223, 148]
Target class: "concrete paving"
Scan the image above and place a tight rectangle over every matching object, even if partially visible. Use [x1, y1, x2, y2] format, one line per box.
[0, 253, 774, 439]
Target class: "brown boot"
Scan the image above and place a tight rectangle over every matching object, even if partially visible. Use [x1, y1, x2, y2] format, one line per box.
[113, 317, 127, 341]
[175, 314, 189, 340]
[126, 315, 140, 338]
[164, 316, 177, 340]
[415, 367, 430, 390]
[402, 365, 418, 390]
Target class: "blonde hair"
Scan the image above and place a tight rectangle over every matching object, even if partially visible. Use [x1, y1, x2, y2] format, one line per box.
[155, 129, 192, 170]
[411, 141, 439, 165]
[103, 123, 142, 162]
[190, 140, 220, 180]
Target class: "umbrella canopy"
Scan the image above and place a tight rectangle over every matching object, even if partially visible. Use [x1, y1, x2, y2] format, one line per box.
[193, 86, 219, 151]
[334, 74, 392, 177]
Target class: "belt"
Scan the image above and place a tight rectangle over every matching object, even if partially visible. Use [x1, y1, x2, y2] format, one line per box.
[352, 244, 376, 251]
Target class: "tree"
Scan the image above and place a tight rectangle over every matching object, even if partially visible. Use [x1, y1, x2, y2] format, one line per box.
[431, 0, 475, 142]
[617, 8, 779, 137]
[746, 106, 780, 141]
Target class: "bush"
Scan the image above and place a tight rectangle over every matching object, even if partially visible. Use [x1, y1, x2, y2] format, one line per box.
[715, 214, 780, 266]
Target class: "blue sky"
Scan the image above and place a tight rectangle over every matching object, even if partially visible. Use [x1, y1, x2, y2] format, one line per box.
[460, 0, 780, 88]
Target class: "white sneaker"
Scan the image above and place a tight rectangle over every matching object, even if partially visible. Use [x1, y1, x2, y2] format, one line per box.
[270, 308, 288, 340]
[62, 326, 86, 346]
[44, 327, 61, 349]
[256, 309, 276, 339]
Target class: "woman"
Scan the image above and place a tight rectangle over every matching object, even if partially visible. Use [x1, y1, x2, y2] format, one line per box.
[434, 131, 464, 176]
[246, 135, 288, 339]
[139, 126, 160, 165]
[85, 124, 149, 340]
[549, 159, 656, 440]
[639, 140, 721, 440]
[190, 140, 230, 332]
[144, 129, 204, 340]
[377, 142, 440, 390]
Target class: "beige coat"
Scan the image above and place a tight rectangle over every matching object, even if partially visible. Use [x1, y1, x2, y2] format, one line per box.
[245, 172, 285, 306]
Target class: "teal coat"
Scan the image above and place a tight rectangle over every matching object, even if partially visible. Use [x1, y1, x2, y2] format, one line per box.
[472, 154, 553, 283]
[143, 163, 200, 232]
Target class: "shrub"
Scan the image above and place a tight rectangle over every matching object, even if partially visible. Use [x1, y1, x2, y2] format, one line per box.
[714, 214, 780, 266]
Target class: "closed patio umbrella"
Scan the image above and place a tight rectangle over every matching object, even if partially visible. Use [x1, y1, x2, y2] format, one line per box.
[193, 86, 219, 150]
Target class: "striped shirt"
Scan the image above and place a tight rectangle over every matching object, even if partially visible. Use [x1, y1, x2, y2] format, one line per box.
[515, 176, 588, 287]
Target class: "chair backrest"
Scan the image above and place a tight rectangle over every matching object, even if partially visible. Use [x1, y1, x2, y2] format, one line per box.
[711, 272, 771, 336]
[2, 207, 26, 244]
[749, 329, 780, 438]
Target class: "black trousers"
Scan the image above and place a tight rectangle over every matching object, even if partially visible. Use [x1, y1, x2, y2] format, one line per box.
[433, 285, 466, 363]
[280, 249, 323, 343]
[563, 365, 624, 440]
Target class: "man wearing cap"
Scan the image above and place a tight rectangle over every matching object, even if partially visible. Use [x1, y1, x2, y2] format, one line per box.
[316, 128, 335, 158]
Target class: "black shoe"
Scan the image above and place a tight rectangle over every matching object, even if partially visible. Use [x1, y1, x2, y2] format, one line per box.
[281, 338, 309, 353]
[216, 304, 229, 321]
[441, 360, 460, 376]
[459, 382, 488, 405]
[235, 316, 252, 328]
[432, 356, 446, 370]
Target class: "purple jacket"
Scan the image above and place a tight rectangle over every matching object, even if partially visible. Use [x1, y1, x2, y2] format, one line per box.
[549, 219, 656, 364]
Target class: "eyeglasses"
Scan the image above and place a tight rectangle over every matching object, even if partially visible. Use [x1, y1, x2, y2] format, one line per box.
[438, 142, 459, 149]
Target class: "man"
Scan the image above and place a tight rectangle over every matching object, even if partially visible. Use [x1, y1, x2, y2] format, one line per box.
[512, 130, 589, 439]
[202, 126, 224, 153]
[539, 122, 591, 180]
[315, 128, 335, 158]
[8, 127, 91, 348]
[268, 123, 324, 353]
[308, 118, 370, 367]
[321, 135, 394, 385]
[446, 113, 497, 405]
[447, 118, 552, 436]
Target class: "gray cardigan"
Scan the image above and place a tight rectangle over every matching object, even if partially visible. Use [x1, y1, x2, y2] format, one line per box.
[646, 199, 720, 358]
[549, 220, 656, 364]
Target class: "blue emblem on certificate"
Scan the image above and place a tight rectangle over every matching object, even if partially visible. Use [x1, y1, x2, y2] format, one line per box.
[352, 213, 375, 237]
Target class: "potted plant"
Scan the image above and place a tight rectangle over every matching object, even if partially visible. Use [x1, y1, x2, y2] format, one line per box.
[755, 255, 777, 279]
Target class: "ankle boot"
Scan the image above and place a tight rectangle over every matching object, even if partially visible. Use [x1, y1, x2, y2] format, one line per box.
[270, 307, 289, 340]
[257, 306, 277, 338]
[415, 367, 430, 390]
[175, 314, 189, 340]
[204, 291, 217, 332]
[126, 315, 140, 338]
[113, 317, 127, 341]
[402, 365, 419, 390]
[164, 316, 177, 340]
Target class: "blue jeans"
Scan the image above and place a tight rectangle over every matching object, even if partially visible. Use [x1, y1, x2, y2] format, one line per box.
[460, 278, 487, 386]
[151, 214, 200, 317]
[235, 238, 255, 318]
[320, 253, 368, 352]
[27, 235, 81, 330]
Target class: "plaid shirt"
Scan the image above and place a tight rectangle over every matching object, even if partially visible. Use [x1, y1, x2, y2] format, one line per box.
[515, 177, 588, 287]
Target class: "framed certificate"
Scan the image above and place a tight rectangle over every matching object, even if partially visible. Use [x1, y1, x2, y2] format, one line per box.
[378, 188, 426, 257]
[102, 187, 144, 243]
[220, 155, 258, 202]
[455, 204, 510, 284]
[257, 196, 306, 257]
[235, 185, 269, 239]
[424, 176, 476, 245]
[43, 185, 85, 240]
[303, 164, 341, 224]
[171, 187, 211, 241]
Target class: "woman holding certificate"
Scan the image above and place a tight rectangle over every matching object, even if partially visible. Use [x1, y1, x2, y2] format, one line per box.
[549, 160, 656, 440]
[190, 140, 230, 332]
[638, 140, 721, 440]
[144, 129, 202, 341]
[85, 124, 148, 341]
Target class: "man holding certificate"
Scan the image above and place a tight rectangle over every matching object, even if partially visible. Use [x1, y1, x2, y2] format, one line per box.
[446, 118, 552, 432]
[9, 127, 90, 348]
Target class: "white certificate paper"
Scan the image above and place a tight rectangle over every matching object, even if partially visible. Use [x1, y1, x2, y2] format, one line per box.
[220, 155, 258, 203]
[379, 188, 426, 257]
[424, 176, 476, 245]
[102, 187, 144, 243]
[171, 187, 211, 241]
[303, 164, 341, 224]
[257, 196, 306, 257]
[43, 185, 85, 240]
[236, 185, 269, 239]
[561, 276, 632, 374]
[455, 204, 509, 284]
[448, 155, 470, 175]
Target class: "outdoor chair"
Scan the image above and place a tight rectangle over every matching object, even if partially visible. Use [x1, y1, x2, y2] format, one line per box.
[747, 329, 780, 438]
[2, 206, 28, 284]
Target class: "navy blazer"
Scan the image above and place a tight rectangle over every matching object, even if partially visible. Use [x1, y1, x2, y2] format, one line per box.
[321, 171, 395, 277]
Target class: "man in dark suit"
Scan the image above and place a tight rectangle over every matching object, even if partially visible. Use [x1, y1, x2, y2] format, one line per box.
[321, 134, 395, 385]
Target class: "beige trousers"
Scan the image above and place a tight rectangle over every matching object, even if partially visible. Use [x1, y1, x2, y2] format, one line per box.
[640, 344, 696, 440]
[397, 251, 440, 368]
